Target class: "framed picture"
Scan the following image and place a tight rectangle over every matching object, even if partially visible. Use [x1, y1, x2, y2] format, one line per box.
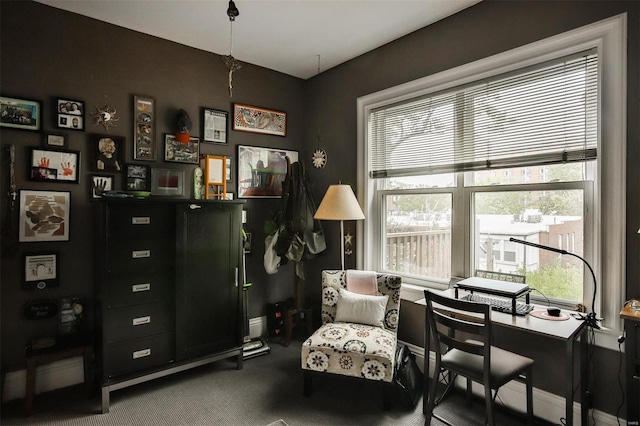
[233, 103, 286, 137]
[202, 107, 228, 144]
[226, 156, 232, 182]
[237, 145, 298, 198]
[164, 134, 199, 164]
[55, 98, 85, 131]
[133, 95, 156, 161]
[23, 252, 59, 290]
[124, 163, 150, 191]
[90, 174, 113, 199]
[43, 132, 66, 148]
[151, 168, 185, 197]
[19, 190, 70, 242]
[89, 134, 124, 173]
[29, 147, 80, 183]
[0, 96, 41, 131]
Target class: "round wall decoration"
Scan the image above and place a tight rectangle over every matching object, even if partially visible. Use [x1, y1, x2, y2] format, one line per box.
[312, 148, 327, 169]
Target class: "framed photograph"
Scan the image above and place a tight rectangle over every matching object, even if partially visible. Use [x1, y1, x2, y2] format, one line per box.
[164, 134, 199, 164]
[90, 174, 113, 199]
[89, 134, 124, 173]
[226, 156, 232, 182]
[29, 147, 80, 183]
[133, 95, 156, 161]
[0, 96, 41, 131]
[124, 163, 150, 191]
[237, 145, 298, 198]
[202, 107, 228, 144]
[43, 132, 66, 148]
[233, 103, 286, 137]
[23, 252, 59, 290]
[55, 98, 84, 131]
[19, 190, 70, 242]
[151, 168, 185, 197]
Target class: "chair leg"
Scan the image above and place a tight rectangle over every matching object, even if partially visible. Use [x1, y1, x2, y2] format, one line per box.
[303, 370, 312, 397]
[382, 382, 392, 411]
[466, 378, 473, 406]
[424, 356, 440, 424]
[526, 367, 533, 426]
[484, 383, 494, 426]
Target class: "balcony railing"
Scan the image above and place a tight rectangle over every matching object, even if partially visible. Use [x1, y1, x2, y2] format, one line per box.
[386, 229, 451, 279]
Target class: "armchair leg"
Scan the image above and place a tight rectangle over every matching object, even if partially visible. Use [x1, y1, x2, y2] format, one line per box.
[303, 370, 312, 397]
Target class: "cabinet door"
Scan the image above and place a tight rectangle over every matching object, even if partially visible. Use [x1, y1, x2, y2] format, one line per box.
[175, 202, 243, 360]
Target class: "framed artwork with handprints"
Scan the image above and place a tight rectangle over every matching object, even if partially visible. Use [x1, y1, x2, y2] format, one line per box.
[55, 98, 85, 131]
[90, 174, 113, 199]
[19, 190, 70, 242]
[133, 95, 155, 160]
[233, 104, 286, 137]
[29, 147, 80, 183]
[0, 96, 41, 131]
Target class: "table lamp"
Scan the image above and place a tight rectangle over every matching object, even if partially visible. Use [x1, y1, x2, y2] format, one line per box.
[314, 184, 365, 270]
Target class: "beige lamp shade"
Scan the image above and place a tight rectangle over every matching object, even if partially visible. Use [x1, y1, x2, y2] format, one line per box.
[314, 184, 365, 221]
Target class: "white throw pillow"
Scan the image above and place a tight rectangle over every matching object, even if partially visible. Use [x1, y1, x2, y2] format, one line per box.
[334, 288, 389, 327]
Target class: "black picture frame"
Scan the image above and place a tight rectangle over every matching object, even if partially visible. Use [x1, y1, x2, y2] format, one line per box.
[237, 145, 298, 198]
[90, 174, 113, 199]
[202, 107, 228, 144]
[0, 95, 42, 131]
[133, 95, 156, 161]
[23, 252, 59, 290]
[124, 163, 151, 191]
[29, 147, 80, 183]
[55, 97, 85, 131]
[89, 134, 124, 173]
[164, 134, 199, 164]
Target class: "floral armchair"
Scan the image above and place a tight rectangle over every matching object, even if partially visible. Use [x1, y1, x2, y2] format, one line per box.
[301, 270, 402, 409]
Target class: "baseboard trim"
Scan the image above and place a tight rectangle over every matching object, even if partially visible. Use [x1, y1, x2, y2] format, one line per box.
[402, 340, 622, 426]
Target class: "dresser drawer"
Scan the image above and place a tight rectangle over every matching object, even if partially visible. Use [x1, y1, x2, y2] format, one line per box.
[105, 302, 174, 343]
[105, 238, 173, 274]
[106, 204, 173, 239]
[106, 333, 174, 378]
[104, 272, 173, 308]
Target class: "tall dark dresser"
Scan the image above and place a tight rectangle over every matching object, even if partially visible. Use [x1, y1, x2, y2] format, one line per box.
[94, 199, 244, 413]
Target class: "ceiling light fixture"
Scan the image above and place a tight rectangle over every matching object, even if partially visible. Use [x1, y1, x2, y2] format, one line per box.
[221, 0, 241, 98]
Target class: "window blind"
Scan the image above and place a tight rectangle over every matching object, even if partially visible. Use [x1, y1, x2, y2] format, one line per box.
[369, 51, 598, 178]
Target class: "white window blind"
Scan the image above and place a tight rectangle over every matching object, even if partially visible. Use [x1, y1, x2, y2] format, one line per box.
[369, 50, 598, 178]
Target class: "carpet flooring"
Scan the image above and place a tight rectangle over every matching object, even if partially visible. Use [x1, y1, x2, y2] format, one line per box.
[0, 339, 553, 426]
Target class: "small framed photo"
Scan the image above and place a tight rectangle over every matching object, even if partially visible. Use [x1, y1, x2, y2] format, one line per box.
[19, 190, 70, 242]
[0, 96, 42, 131]
[133, 95, 156, 161]
[164, 134, 199, 164]
[151, 168, 185, 197]
[90, 174, 113, 199]
[226, 157, 232, 182]
[55, 98, 85, 131]
[233, 103, 286, 137]
[29, 147, 80, 183]
[23, 252, 59, 290]
[202, 107, 228, 144]
[124, 163, 150, 191]
[89, 134, 124, 173]
[43, 132, 66, 148]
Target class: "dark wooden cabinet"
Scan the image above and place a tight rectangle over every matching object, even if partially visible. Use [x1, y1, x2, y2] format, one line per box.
[95, 200, 244, 413]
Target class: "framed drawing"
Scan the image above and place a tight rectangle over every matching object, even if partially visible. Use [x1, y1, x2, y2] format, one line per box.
[124, 163, 150, 191]
[202, 107, 228, 144]
[0, 96, 41, 131]
[29, 147, 80, 183]
[237, 145, 298, 198]
[133, 95, 156, 160]
[89, 134, 124, 173]
[233, 104, 286, 137]
[23, 252, 59, 290]
[19, 190, 70, 242]
[55, 98, 85, 131]
[151, 168, 185, 197]
[43, 132, 66, 148]
[164, 134, 199, 164]
[90, 174, 113, 199]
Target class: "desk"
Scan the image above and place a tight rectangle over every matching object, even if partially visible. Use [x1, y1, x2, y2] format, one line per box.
[418, 289, 588, 426]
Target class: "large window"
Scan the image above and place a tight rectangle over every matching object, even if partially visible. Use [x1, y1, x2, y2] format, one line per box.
[358, 16, 626, 335]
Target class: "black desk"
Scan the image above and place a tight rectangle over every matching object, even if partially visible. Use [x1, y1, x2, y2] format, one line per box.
[418, 289, 588, 426]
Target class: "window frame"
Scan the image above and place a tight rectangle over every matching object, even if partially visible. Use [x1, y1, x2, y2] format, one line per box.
[357, 14, 627, 340]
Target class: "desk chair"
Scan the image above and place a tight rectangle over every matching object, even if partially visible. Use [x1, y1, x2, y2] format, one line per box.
[423, 290, 534, 426]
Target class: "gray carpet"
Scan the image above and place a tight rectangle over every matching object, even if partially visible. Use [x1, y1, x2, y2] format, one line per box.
[0, 339, 552, 425]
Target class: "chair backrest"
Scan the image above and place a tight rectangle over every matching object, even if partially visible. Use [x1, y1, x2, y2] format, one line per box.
[321, 270, 401, 332]
[424, 290, 492, 362]
[475, 269, 526, 284]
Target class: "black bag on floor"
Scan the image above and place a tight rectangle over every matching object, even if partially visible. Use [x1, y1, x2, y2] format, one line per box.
[394, 343, 423, 409]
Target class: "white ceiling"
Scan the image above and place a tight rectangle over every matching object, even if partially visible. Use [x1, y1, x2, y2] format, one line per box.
[35, 0, 481, 80]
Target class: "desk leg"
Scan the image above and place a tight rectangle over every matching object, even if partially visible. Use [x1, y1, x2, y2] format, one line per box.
[565, 338, 574, 426]
[101, 386, 110, 414]
[580, 333, 588, 426]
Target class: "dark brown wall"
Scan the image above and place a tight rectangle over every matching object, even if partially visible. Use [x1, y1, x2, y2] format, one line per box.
[0, 1, 304, 370]
[303, 0, 639, 417]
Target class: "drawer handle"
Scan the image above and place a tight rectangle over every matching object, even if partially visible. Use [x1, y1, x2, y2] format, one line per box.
[132, 283, 151, 292]
[132, 250, 150, 258]
[189, 204, 202, 210]
[132, 348, 151, 359]
[132, 316, 151, 326]
[131, 217, 151, 225]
